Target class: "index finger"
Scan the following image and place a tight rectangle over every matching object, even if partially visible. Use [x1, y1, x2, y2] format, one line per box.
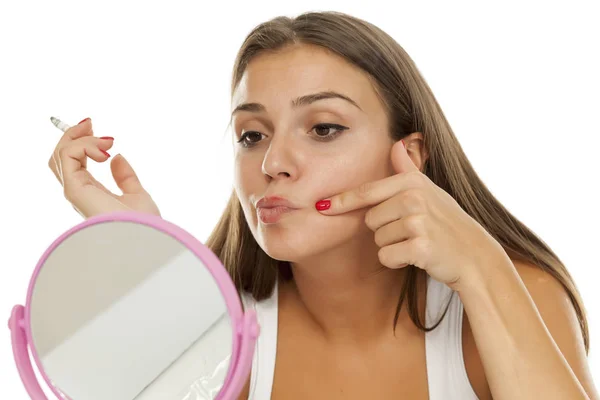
[316, 173, 408, 215]
[62, 118, 94, 140]
[51, 118, 94, 160]
[49, 118, 94, 181]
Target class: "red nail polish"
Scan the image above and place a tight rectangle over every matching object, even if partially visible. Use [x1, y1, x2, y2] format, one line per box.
[100, 150, 111, 158]
[401, 139, 405, 147]
[78, 118, 90, 125]
[99, 136, 114, 140]
[315, 200, 331, 211]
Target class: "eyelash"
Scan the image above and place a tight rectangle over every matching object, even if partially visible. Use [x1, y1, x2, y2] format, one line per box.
[236, 123, 349, 148]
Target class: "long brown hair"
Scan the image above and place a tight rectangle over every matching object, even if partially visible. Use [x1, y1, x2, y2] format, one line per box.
[206, 10, 590, 352]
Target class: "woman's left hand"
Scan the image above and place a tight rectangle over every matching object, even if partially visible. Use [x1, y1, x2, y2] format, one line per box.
[315, 139, 510, 291]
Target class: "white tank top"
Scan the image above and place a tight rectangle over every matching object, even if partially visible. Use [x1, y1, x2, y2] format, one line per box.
[241, 274, 480, 399]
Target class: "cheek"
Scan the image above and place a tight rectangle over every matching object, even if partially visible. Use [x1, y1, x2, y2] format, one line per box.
[308, 148, 391, 201]
[233, 155, 260, 198]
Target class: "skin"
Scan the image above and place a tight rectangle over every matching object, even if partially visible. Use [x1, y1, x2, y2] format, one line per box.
[231, 43, 598, 399]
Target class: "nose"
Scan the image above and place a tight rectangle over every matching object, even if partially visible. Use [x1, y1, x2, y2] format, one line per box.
[261, 134, 297, 181]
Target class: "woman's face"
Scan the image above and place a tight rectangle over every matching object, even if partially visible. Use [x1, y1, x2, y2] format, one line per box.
[231, 44, 396, 263]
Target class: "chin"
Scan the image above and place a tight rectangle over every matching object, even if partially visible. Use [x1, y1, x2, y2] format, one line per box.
[252, 212, 366, 262]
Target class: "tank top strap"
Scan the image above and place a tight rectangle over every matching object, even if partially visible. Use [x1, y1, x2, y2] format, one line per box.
[425, 275, 479, 399]
[242, 281, 278, 400]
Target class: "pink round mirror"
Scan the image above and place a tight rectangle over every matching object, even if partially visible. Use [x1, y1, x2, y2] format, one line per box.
[8, 211, 259, 400]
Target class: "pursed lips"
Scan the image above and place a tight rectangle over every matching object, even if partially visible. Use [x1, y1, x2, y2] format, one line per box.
[255, 196, 300, 223]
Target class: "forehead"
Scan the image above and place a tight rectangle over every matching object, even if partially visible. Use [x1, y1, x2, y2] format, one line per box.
[232, 44, 382, 112]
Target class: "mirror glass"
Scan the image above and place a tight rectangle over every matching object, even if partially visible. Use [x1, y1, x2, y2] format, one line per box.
[29, 221, 233, 400]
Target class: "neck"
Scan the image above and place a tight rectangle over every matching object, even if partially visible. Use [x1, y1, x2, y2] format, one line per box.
[284, 229, 414, 344]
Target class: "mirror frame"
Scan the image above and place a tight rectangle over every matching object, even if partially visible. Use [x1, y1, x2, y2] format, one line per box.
[8, 211, 259, 400]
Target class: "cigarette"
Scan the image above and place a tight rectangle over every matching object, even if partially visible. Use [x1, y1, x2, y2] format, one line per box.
[49, 116, 71, 133]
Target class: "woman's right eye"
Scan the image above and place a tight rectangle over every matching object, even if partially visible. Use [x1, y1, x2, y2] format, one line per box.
[237, 131, 263, 148]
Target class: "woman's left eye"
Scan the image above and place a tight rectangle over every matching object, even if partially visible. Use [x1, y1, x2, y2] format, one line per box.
[310, 123, 349, 141]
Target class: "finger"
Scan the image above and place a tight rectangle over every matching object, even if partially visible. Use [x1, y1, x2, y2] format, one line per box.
[378, 239, 419, 269]
[316, 173, 409, 215]
[373, 215, 424, 248]
[63, 118, 94, 140]
[49, 119, 97, 179]
[50, 137, 114, 185]
[365, 190, 426, 231]
[110, 154, 145, 194]
[391, 139, 419, 174]
[58, 139, 113, 188]
[365, 195, 404, 231]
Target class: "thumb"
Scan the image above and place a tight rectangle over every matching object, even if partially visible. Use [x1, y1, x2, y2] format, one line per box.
[391, 139, 419, 174]
[110, 154, 145, 194]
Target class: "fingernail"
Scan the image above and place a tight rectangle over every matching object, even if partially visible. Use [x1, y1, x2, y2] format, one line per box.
[400, 139, 405, 147]
[78, 118, 90, 125]
[99, 136, 114, 140]
[100, 150, 111, 158]
[315, 200, 331, 211]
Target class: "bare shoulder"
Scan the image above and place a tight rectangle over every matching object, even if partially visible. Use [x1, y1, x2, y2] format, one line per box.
[462, 259, 599, 400]
[511, 260, 598, 399]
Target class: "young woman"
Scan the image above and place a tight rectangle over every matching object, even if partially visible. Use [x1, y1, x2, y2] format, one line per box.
[48, 11, 597, 400]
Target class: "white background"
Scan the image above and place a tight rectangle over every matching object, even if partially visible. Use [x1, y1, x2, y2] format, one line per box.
[0, 0, 598, 397]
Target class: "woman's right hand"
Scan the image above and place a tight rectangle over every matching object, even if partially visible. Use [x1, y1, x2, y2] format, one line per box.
[48, 118, 161, 219]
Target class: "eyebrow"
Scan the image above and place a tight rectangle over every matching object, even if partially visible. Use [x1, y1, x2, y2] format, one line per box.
[231, 90, 362, 117]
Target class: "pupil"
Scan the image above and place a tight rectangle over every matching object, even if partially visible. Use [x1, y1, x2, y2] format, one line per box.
[316, 126, 329, 136]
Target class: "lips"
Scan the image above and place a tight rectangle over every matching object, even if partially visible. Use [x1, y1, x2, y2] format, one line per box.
[255, 195, 300, 223]
[257, 206, 296, 223]
[255, 195, 298, 209]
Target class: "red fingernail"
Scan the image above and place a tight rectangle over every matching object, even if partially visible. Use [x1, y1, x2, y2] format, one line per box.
[99, 136, 114, 140]
[401, 139, 405, 147]
[101, 150, 111, 158]
[315, 200, 331, 211]
[78, 118, 90, 125]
